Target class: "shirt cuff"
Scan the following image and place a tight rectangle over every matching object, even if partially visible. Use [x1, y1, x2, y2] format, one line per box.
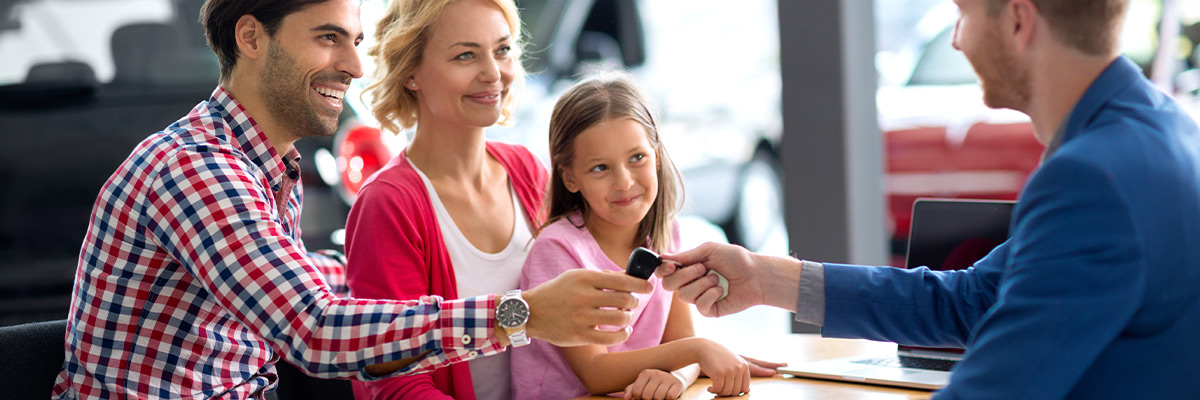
[440, 294, 505, 355]
[794, 260, 826, 326]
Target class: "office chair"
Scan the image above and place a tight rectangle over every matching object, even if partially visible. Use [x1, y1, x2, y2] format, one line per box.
[0, 319, 68, 399]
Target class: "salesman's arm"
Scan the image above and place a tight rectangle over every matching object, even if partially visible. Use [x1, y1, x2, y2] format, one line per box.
[815, 244, 1007, 348]
[938, 156, 1140, 399]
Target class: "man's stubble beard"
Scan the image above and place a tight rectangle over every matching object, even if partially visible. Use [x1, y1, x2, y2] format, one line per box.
[973, 26, 1032, 112]
[260, 42, 347, 139]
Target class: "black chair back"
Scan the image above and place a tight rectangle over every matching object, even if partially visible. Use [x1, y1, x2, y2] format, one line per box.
[0, 319, 68, 399]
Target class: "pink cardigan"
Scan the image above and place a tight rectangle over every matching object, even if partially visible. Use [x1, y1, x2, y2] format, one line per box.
[344, 142, 548, 400]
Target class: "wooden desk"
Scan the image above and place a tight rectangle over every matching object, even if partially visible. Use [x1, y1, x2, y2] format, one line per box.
[573, 334, 932, 400]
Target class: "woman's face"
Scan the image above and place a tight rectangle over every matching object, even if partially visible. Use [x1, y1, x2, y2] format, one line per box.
[410, 0, 515, 129]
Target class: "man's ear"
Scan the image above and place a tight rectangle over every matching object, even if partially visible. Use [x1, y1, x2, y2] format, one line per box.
[562, 169, 580, 193]
[234, 14, 268, 62]
[1007, 0, 1039, 53]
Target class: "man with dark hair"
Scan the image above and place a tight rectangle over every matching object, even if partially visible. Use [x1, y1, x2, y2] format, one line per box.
[659, 0, 1200, 398]
[52, 0, 651, 398]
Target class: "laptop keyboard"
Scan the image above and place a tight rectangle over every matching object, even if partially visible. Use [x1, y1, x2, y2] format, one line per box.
[852, 355, 958, 372]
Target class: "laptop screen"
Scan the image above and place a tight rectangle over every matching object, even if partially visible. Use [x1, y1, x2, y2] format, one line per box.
[899, 198, 1015, 354]
[905, 199, 1015, 271]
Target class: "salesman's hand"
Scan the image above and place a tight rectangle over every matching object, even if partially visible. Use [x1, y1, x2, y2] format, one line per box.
[658, 242, 802, 317]
[523, 269, 653, 347]
[656, 242, 760, 317]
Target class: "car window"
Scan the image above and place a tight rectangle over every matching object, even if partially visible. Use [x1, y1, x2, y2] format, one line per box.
[0, 0, 216, 87]
[907, 25, 977, 86]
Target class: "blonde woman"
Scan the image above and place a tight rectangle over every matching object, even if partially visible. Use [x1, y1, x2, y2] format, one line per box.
[344, 0, 546, 399]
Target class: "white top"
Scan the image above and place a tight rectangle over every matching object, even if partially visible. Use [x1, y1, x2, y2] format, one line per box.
[410, 157, 532, 400]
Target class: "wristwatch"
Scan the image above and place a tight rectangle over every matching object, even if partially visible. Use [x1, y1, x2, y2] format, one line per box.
[496, 290, 531, 347]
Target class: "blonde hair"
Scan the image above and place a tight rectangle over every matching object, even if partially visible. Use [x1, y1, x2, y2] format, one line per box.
[542, 72, 683, 253]
[366, 0, 526, 134]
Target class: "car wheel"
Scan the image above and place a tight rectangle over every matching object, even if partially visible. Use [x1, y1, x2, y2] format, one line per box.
[722, 149, 784, 251]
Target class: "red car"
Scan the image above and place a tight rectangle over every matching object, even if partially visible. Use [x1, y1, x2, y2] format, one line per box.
[877, 0, 1200, 266]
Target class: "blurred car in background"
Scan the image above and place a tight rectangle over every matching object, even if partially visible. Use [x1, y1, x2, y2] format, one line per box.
[324, 0, 786, 251]
[877, 0, 1200, 266]
[5, 0, 1195, 325]
[0, 0, 349, 325]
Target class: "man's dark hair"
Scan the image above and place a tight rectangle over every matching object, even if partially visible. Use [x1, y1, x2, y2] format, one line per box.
[199, 0, 331, 79]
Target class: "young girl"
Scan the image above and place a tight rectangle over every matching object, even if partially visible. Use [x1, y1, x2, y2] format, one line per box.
[511, 73, 770, 399]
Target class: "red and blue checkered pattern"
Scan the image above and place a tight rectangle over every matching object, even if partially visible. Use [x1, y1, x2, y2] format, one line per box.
[52, 87, 504, 399]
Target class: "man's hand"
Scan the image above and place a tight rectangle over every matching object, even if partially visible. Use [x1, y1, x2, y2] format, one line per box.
[522, 269, 653, 347]
[657, 242, 802, 317]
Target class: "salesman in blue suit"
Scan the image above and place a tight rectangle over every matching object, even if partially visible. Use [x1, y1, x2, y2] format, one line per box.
[656, 0, 1200, 398]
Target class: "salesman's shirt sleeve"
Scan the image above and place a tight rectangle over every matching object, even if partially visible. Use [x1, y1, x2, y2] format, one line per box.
[142, 147, 503, 380]
[794, 260, 826, 326]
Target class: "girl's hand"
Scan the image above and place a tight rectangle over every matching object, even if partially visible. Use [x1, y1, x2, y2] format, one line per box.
[694, 339, 750, 396]
[622, 369, 685, 400]
[743, 355, 787, 377]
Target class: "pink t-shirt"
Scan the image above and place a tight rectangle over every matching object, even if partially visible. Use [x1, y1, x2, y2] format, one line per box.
[511, 213, 677, 399]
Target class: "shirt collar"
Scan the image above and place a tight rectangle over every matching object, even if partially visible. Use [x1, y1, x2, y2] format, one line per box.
[209, 86, 302, 191]
[1043, 55, 1142, 158]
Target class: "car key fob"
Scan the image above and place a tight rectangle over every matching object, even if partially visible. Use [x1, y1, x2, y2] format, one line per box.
[626, 247, 729, 300]
[626, 247, 661, 279]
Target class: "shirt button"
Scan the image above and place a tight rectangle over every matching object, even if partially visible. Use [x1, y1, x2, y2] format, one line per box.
[468, 351, 479, 358]
[461, 335, 472, 345]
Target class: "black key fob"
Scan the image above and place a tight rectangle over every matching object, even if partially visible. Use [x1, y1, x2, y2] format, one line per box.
[626, 247, 661, 280]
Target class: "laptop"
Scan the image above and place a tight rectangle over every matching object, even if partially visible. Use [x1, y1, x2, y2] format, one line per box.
[778, 198, 1015, 390]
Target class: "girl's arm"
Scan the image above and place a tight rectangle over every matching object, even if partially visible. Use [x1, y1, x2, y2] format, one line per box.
[561, 293, 748, 396]
[660, 292, 786, 378]
[660, 293, 695, 343]
[659, 293, 700, 390]
[561, 337, 724, 395]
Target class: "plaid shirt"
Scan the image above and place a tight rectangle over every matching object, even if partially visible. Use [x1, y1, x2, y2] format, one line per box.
[52, 87, 504, 399]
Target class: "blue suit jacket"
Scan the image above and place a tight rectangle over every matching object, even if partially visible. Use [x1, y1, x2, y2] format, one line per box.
[822, 57, 1200, 399]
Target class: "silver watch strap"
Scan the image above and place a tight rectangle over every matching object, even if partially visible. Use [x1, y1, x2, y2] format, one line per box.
[500, 290, 530, 347]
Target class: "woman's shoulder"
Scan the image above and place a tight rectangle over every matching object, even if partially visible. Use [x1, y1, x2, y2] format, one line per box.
[487, 141, 546, 173]
[354, 154, 431, 210]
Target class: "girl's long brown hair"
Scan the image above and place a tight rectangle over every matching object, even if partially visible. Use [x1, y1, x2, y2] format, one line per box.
[540, 72, 683, 253]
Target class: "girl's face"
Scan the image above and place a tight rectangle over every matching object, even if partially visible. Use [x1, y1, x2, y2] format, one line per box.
[562, 118, 659, 230]
[410, 0, 515, 129]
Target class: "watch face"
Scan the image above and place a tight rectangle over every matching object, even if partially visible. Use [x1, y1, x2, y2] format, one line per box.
[497, 298, 529, 328]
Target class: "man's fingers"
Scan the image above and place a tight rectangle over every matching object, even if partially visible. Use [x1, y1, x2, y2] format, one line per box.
[692, 284, 726, 318]
[580, 326, 632, 347]
[659, 263, 708, 292]
[672, 269, 719, 301]
[589, 289, 640, 310]
[653, 260, 678, 278]
[585, 307, 636, 327]
[661, 242, 716, 266]
[583, 270, 654, 293]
